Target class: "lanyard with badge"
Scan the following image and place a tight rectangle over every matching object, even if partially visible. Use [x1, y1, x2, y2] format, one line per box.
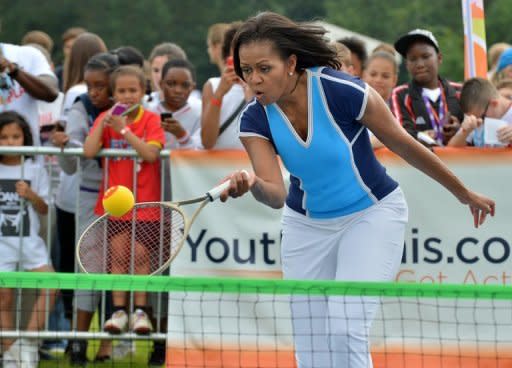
[421, 83, 448, 144]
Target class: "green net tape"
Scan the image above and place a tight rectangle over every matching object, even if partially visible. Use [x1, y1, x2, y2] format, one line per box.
[1, 272, 512, 299]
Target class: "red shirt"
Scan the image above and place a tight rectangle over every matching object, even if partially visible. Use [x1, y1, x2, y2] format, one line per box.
[91, 107, 165, 218]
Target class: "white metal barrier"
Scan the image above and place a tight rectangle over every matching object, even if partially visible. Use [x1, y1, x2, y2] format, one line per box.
[0, 146, 172, 341]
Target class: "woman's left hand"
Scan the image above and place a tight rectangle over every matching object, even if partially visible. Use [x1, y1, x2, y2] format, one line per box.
[460, 191, 495, 228]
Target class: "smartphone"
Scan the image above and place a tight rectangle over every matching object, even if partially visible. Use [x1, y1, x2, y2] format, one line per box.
[112, 103, 128, 116]
[160, 112, 173, 121]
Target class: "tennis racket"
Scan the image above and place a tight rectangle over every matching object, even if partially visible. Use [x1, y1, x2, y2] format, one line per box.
[76, 180, 231, 275]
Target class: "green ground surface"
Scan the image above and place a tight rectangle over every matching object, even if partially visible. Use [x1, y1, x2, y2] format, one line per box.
[39, 340, 155, 367]
[38, 312, 161, 367]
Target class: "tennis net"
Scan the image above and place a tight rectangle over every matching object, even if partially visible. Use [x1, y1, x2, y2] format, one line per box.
[1, 272, 512, 367]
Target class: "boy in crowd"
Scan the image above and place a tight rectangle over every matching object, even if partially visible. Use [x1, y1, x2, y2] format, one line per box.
[391, 29, 463, 146]
[448, 77, 512, 147]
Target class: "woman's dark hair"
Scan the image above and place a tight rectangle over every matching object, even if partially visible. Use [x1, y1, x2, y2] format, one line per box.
[232, 12, 340, 79]
[0, 111, 34, 158]
[161, 59, 196, 82]
[110, 46, 145, 67]
[85, 52, 120, 74]
[84, 52, 120, 100]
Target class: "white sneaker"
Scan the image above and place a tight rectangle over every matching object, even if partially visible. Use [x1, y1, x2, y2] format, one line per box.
[2, 340, 20, 368]
[130, 309, 153, 335]
[3, 339, 39, 368]
[19, 339, 38, 368]
[112, 340, 136, 359]
[104, 310, 129, 334]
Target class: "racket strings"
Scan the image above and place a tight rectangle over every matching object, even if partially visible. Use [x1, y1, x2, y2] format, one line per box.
[78, 203, 186, 274]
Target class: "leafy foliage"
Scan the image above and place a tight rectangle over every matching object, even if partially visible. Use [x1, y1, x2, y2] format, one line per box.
[0, 0, 509, 86]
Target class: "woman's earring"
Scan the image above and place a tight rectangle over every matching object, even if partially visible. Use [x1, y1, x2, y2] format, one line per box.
[289, 72, 294, 76]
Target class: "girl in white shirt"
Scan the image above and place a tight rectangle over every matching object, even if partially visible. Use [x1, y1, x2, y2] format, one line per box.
[0, 111, 56, 367]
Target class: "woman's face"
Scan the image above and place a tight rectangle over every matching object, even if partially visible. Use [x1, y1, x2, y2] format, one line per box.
[84, 70, 111, 110]
[363, 57, 397, 101]
[151, 55, 169, 92]
[239, 40, 295, 105]
[405, 42, 441, 87]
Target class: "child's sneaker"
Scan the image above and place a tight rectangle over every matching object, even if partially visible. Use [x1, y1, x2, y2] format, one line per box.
[2, 339, 21, 368]
[104, 309, 128, 334]
[19, 338, 39, 368]
[3, 338, 39, 368]
[130, 309, 153, 335]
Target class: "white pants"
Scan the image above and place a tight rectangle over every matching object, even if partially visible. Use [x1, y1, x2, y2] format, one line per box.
[281, 188, 408, 368]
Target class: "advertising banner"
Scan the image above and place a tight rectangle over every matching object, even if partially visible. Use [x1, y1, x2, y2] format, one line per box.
[166, 148, 512, 367]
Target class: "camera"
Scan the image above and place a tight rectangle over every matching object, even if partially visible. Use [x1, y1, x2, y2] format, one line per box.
[0, 73, 11, 91]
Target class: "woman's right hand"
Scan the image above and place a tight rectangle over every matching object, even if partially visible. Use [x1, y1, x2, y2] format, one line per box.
[220, 170, 255, 202]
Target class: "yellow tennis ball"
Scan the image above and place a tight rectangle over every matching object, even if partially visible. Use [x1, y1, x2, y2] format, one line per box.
[102, 185, 135, 217]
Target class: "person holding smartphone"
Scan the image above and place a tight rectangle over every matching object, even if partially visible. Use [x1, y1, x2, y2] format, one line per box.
[144, 58, 202, 365]
[84, 65, 165, 336]
[201, 21, 253, 150]
[148, 59, 202, 150]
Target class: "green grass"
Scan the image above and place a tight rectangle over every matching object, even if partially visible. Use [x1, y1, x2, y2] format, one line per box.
[38, 312, 160, 367]
[39, 340, 154, 367]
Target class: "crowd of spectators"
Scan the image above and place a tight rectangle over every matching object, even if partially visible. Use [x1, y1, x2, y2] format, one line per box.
[1, 18, 511, 368]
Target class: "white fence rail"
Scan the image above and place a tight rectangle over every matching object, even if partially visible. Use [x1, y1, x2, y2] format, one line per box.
[0, 146, 172, 341]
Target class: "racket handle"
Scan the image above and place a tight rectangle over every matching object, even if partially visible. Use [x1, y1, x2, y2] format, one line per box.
[207, 180, 231, 201]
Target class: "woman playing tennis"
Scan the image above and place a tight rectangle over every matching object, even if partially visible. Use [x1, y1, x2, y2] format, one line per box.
[222, 12, 495, 368]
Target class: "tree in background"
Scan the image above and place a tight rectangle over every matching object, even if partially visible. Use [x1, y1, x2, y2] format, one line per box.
[0, 0, 509, 85]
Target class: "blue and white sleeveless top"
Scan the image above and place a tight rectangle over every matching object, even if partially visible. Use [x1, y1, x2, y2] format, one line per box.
[239, 67, 398, 219]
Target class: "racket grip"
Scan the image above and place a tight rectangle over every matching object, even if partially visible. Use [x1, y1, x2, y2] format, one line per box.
[207, 180, 231, 201]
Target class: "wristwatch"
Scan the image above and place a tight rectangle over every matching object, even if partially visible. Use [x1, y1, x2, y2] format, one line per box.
[120, 126, 130, 136]
[7, 63, 19, 78]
